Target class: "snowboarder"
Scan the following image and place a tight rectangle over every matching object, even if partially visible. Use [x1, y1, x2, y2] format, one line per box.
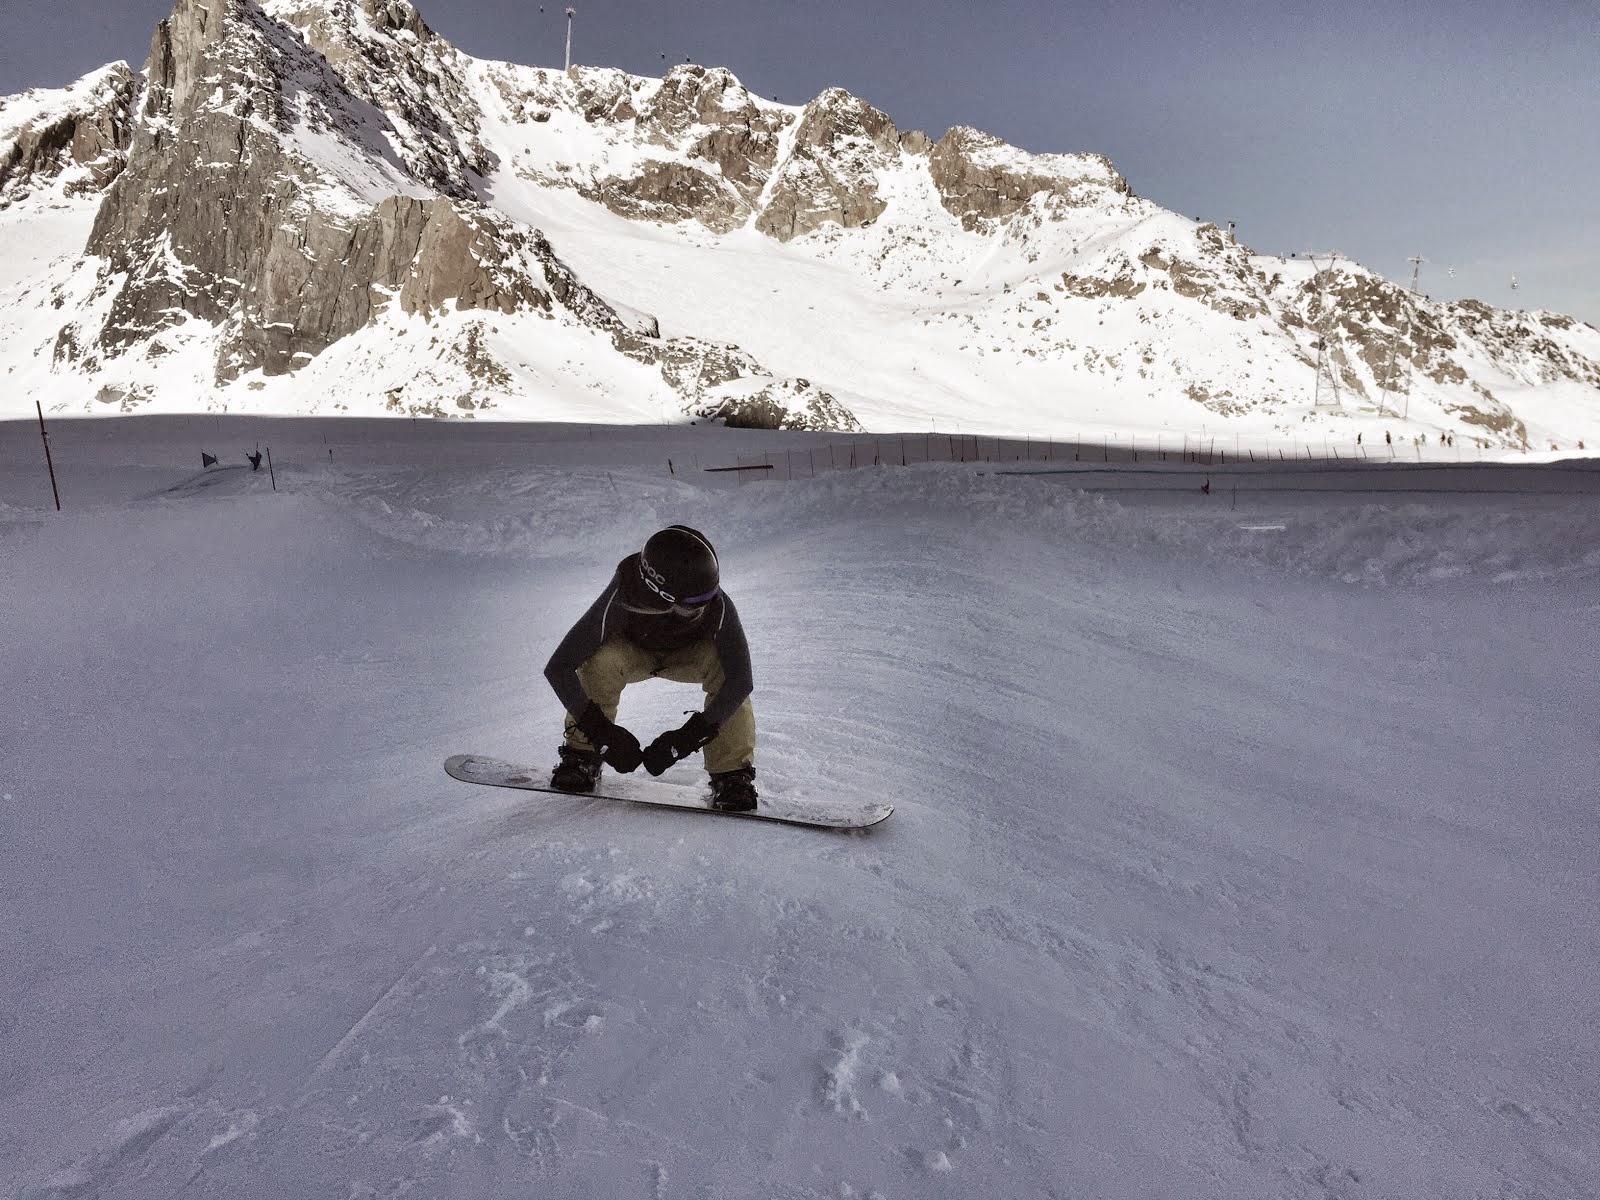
[543, 526, 758, 811]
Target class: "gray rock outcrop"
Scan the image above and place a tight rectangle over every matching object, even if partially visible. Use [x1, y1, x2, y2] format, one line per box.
[580, 66, 789, 231]
[82, 0, 553, 380]
[756, 88, 900, 242]
[929, 126, 1129, 230]
[0, 65, 137, 206]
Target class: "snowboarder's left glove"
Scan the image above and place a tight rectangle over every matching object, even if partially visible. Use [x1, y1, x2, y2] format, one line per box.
[642, 712, 718, 776]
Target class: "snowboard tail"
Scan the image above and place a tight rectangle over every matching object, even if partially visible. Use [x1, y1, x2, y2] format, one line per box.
[444, 755, 892, 831]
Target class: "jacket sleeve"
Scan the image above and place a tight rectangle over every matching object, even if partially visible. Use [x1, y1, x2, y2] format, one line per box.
[704, 595, 754, 727]
[544, 582, 619, 717]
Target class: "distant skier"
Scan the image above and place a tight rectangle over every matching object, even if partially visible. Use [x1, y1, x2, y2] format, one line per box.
[543, 526, 758, 811]
[247, 450, 263, 471]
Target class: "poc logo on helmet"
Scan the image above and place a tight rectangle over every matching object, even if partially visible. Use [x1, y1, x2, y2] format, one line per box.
[640, 557, 679, 603]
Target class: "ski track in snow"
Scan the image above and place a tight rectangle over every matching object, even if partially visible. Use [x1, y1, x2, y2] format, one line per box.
[1, 421, 1597, 1199]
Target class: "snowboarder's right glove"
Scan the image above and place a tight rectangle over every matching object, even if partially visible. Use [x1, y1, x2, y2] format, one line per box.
[642, 711, 719, 776]
[574, 702, 643, 774]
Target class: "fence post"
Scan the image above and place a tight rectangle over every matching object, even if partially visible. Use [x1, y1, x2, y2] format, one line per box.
[35, 400, 61, 512]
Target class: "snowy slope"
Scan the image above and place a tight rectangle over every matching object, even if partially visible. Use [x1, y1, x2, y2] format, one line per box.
[3, 417, 1597, 1198]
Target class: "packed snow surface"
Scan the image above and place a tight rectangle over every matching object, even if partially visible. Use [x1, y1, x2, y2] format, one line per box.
[2, 417, 1597, 1199]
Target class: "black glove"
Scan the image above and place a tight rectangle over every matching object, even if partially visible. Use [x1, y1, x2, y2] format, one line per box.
[642, 712, 719, 777]
[574, 702, 643, 774]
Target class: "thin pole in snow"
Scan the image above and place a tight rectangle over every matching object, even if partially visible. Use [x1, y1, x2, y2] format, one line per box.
[265, 446, 277, 491]
[565, 7, 575, 70]
[35, 400, 61, 511]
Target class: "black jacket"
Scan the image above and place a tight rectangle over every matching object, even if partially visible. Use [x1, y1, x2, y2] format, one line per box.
[544, 554, 754, 727]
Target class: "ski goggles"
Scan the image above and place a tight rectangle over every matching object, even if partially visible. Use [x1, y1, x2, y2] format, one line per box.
[623, 584, 719, 617]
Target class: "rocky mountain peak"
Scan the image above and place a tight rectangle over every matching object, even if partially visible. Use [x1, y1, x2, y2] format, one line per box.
[798, 87, 901, 156]
[0, 64, 137, 208]
[264, 0, 433, 42]
[753, 88, 901, 242]
[640, 65, 762, 137]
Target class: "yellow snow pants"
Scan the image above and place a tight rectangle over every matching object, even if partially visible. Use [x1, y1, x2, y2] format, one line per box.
[563, 637, 756, 775]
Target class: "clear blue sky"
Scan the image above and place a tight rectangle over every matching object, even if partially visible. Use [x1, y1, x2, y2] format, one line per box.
[3, 0, 1596, 323]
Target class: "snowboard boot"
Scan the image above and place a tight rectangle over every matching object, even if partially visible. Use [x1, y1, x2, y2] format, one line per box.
[550, 746, 602, 794]
[709, 766, 758, 812]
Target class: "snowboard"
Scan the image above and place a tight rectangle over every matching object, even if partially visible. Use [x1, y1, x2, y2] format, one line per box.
[444, 754, 892, 831]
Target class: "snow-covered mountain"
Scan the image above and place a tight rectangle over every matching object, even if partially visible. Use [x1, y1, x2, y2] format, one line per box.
[2, 0, 1597, 444]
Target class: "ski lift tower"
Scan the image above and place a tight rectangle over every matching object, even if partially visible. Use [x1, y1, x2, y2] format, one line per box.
[1303, 250, 1343, 409]
[1379, 254, 1426, 418]
[565, 7, 575, 71]
[1398, 255, 1426, 420]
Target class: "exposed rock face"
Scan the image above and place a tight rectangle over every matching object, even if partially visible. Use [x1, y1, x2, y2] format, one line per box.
[756, 89, 900, 242]
[583, 158, 743, 233]
[570, 68, 642, 124]
[701, 377, 861, 431]
[230, 195, 556, 376]
[262, 0, 491, 196]
[1141, 226, 1270, 321]
[929, 126, 1128, 231]
[82, 0, 556, 380]
[0, 65, 137, 206]
[579, 66, 789, 232]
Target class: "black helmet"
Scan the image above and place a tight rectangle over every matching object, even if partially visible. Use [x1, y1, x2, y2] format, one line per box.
[639, 525, 719, 606]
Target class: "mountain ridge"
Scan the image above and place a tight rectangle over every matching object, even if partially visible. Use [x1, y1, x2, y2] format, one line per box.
[1, 0, 1595, 445]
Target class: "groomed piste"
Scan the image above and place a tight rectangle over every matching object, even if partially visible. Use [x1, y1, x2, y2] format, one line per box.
[3, 417, 1597, 1198]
